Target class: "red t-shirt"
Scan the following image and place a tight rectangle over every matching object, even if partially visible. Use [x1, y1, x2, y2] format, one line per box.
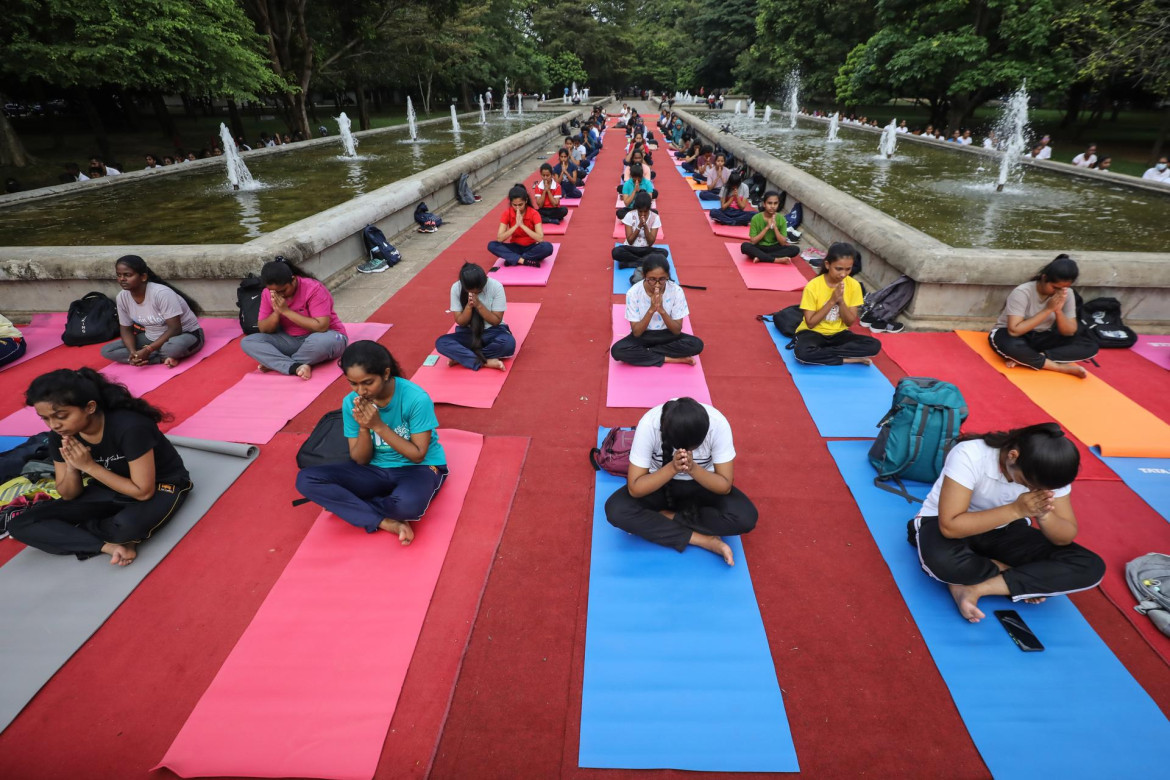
[499, 206, 542, 246]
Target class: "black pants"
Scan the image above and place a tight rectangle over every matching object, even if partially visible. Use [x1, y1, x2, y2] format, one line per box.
[710, 207, 755, 226]
[612, 245, 668, 269]
[538, 206, 568, 223]
[605, 480, 758, 551]
[793, 330, 881, 366]
[741, 242, 800, 262]
[9, 480, 193, 559]
[989, 327, 1098, 370]
[911, 516, 1105, 600]
[611, 329, 704, 367]
[0, 337, 27, 367]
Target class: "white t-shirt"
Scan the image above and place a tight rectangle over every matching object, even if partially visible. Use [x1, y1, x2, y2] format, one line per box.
[1142, 166, 1170, 182]
[629, 401, 736, 481]
[1071, 153, 1097, 168]
[625, 280, 688, 331]
[1035, 146, 1052, 160]
[116, 282, 201, 341]
[532, 178, 561, 204]
[76, 172, 90, 181]
[449, 277, 505, 330]
[620, 209, 662, 247]
[982, 138, 994, 149]
[919, 440, 1071, 523]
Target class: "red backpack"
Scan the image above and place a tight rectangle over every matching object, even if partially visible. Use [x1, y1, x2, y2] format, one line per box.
[589, 427, 636, 476]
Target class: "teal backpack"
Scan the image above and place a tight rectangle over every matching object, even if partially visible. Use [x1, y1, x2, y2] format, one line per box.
[868, 377, 968, 502]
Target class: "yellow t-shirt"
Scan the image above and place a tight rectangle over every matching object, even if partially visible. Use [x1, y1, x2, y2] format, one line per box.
[796, 275, 864, 336]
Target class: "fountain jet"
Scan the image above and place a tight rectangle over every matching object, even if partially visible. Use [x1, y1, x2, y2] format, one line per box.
[218, 123, 255, 191]
[995, 84, 1030, 192]
[479, 94, 487, 125]
[762, 105, 772, 124]
[734, 101, 742, 115]
[785, 71, 800, 129]
[502, 78, 511, 119]
[879, 119, 898, 158]
[336, 112, 358, 157]
[406, 97, 419, 141]
[827, 112, 840, 143]
[450, 105, 461, 134]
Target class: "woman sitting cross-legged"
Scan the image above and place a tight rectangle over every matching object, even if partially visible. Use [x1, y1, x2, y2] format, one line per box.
[989, 254, 1097, 379]
[909, 423, 1105, 623]
[696, 152, 730, 196]
[100, 254, 205, 368]
[241, 257, 348, 380]
[740, 191, 799, 263]
[611, 191, 668, 269]
[532, 163, 568, 224]
[487, 184, 554, 268]
[708, 170, 755, 226]
[616, 163, 657, 219]
[435, 262, 516, 371]
[295, 341, 448, 546]
[793, 242, 881, 366]
[553, 148, 583, 198]
[611, 255, 703, 367]
[604, 396, 758, 566]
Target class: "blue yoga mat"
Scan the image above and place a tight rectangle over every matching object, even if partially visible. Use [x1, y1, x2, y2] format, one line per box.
[1094, 450, 1170, 523]
[763, 319, 893, 438]
[580, 429, 799, 772]
[694, 191, 719, 210]
[827, 439, 1170, 779]
[0, 436, 28, 455]
[611, 244, 676, 295]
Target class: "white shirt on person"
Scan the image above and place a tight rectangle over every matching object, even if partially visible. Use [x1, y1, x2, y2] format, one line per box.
[959, 137, 973, 145]
[1071, 153, 1097, 168]
[918, 440, 1071, 526]
[621, 209, 662, 247]
[1034, 146, 1052, 160]
[625, 279, 687, 331]
[1142, 166, 1170, 182]
[105, 166, 122, 175]
[629, 401, 736, 481]
[448, 277, 506, 330]
[116, 282, 200, 341]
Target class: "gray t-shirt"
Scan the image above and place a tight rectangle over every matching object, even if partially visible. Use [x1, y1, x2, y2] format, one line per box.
[116, 282, 200, 340]
[450, 277, 506, 329]
[995, 281, 1075, 331]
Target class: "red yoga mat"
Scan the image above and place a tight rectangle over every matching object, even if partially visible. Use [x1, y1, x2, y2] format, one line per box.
[613, 219, 666, 240]
[156, 429, 484, 780]
[0, 313, 67, 372]
[706, 213, 750, 239]
[489, 244, 561, 287]
[607, 304, 711, 408]
[540, 209, 574, 235]
[167, 322, 391, 444]
[723, 242, 808, 291]
[409, 302, 540, 408]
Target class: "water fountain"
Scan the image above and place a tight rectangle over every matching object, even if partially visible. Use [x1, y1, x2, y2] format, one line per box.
[827, 112, 841, 143]
[517, 87, 523, 117]
[879, 119, 897, 159]
[747, 100, 756, 118]
[336, 112, 358, 157]
[502, 78, 511, 119]
[762, 106, 772, 124]
[406, 97, 419, 141]
[572, 81, 577, 102]
[479, 94, 487, 125]
[218, 123, 256, 191]
[450, 105, 461, 134]
[786, 72, 800, 130]
[734, 101, 742, 115]
[995, 84, 1031, 192]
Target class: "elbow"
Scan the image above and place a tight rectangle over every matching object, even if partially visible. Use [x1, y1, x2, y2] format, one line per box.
[938, 518, 962, 539]
[134, 485, 157, 502]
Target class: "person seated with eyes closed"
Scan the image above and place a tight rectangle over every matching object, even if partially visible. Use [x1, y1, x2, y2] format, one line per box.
[611, 255, 703, 367]
[486, 184, 555, 268]
[100, 254, 205, 369]
[707, 170, 755, 226]
[612, 191, 668, 269]
[435, 262, 515, 371]
[616, 163, 657, 219]
[739, 191, 799, 263]
[792, 242, 881, 366]
[532, 163, 568, 224]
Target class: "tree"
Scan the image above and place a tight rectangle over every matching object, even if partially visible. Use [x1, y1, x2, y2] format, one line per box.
[541, 52, 589, 93]
[688, 0, 758, 90]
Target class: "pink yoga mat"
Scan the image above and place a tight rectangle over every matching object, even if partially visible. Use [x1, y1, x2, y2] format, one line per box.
[409, 302, 540, 408]
[167, 322, 391, 444]
[0, 313, 67, 372]
[1133, 335, 1170, 370]
[157, 429, 483, 780]
[489, 244, 560, 287]
[723, 242, 808, 291]
[561, 197, 582, 207]
[606, 304, 711, 408]
[541, 210, 574, 235]
[707, 213, 750, 239]
[613, 220, 665, 240]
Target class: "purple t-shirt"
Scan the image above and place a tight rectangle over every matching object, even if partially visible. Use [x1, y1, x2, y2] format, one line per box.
[258, 276, 346, 338]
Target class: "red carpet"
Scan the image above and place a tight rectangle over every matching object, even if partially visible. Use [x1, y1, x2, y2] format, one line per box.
[1086, 347, 1170, 424]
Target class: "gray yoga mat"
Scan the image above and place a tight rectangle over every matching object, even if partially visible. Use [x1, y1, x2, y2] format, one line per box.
[0, 437, 259, 733]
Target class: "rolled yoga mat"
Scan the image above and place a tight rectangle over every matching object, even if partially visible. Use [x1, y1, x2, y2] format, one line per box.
[488, 244, 561, 287]
[826, 438, 1170, 780]
[611, 244, 677, 295]
[763, 319, 893, 438]
[723, 241, 807, 291]
[0, 437, 258, 734]
[158, 430, 483, 780]
[607, 305, 711, 408]
[580, 429, 799, 772]
[0, 313, 68, 372]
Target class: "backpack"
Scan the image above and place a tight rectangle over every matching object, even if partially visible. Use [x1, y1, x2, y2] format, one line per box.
[862, 275, 916, 323]
[361, 224, 402, 267]
[1079, 297, 1136, 348]
[1126, 553, 1170, 638]
[414, 201, 443, 229]
[589, 427, 636, 476]
[757, 305, 804, 348]
[236, 274, 264, 335]
[868, 377, 968, 502]
[296, 410, 351, 469]
[785, 202, 803, 230]
[747, 172, 767, 205]
[62, 291, 119, 346]
[456, 173, 478, 205]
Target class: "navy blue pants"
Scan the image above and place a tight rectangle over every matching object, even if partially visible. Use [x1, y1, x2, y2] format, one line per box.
[487, 241, 554, 266]
[710, 207, 755, 226]
[435, 324, 516, 370]
[0, 337, 27, 367]
[295, 461, 448, 532]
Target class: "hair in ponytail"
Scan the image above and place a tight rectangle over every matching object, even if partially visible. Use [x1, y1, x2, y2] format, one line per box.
[115, 254, 203, 315]
[820, 242, 858, 275]
[1031, 254, 1078, 284]
[659, 397, 710, 470]
[260, 255, 316, 286]
[458, 262, 489, 367]
[960, 422, 1079, 489]
[26, 367, 169, 423]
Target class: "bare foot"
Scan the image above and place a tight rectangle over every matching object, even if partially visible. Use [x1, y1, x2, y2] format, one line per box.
[483, 358, 507, 371]
[1004, 360, 1019, 369]
[689, 532, 734, 566]
[843, 357, 873, 366]
[101, 541, 137, 567]
[448, 358, 460, 367]
[1051, 362, 1087, 378]
[1023, 597, 1047, 605]
[257, 363, 273, 373]
[163, 357, 179, 369]
[752, 257, 760, 263]
[664, 356, 696, 365]
[378, 518, 415, 545]
[778, 257, 791, 264]
[948, 583, 986, 623]
[295, 364, 312, 381]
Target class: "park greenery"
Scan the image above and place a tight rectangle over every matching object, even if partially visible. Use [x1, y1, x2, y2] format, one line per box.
[0, 0, 1167, 169]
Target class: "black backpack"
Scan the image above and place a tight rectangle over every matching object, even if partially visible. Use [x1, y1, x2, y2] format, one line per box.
[747, 173, 768, 205]
[757, 305, 804, 348]
[236, 274, 265, 335]
[361, 224, 402, 267]
[62, 292, 119, 346]
[296, 410, 351, 469]
[1079, 297, 1136, 348]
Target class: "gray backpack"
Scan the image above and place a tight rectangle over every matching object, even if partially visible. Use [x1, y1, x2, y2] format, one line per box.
[456, 173, 479, 205]
[1127, 553, 1170, 637]
[862, 274, 916, 323]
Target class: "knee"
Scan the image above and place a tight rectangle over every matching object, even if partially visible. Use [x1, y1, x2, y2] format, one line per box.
[687, 335, 705, 354]
[728, 491, 758, 532]
[859, 335, 882, 355]
[99, 341, 123, 360]
[1066, 546, 1106, 586]
[604, 488, 636, 530]
[919, 541, 988, 585]
[294, 466, 327, 496]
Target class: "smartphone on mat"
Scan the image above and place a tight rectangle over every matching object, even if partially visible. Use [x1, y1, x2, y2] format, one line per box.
[994, 610, 1044, 652]
[423, 354, 440, 367]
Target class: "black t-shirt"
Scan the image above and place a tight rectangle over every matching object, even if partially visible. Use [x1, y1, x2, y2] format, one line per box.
[50, 409, 188, 487]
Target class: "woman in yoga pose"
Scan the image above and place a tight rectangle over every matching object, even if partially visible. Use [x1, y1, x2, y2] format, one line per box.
[435, 262, 516, 371]
[612, 191, 668, 269]
[696, 151, 729, 194]
[241, 257, 348, 380]
[611, 255, 703, 367]
[10, 368, 192, 566]
[989, 255, 1097, 378]
[487, 184, 554, 267]
[617, 163, 657, 219]
[296, 341, 448, 546]
[101, 255, 205, 368]
[605, 396, 757, 566]
[740, 191, 799, 262]
[910, 423, 1105, 622]
[793, 242, 881, 366]
[708, 170, 755, 226]
[553, 148, 583, 198]
[532, 163, 568, 224]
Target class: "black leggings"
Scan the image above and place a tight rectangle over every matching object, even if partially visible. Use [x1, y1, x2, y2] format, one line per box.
[793, 330, 881, 366]
[605, 479, 758, 551]
[538, 206, 568, 223]
[989, 327, 1098, 370]
[611, 329, 704, 367]
[612, 245, 668, 269]
[741, 242, 800, 262]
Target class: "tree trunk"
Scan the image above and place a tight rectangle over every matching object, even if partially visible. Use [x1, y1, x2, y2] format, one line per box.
[292, 92, 312, 137]
[151, 91, 178, 143]
[373, 88, 383, 112]
[226, 99, 246, 140]
[460, 79, 472, 112]
[118, 90, 141, 131]
[1061, 82, 1086, 127]
[356, 77, 370, 130]
[0, 111, 31, 167]
[180, 92, 197, 118]
[79, 89, 111, 161]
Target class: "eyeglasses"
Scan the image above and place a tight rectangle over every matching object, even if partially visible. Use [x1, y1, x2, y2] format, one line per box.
[644, 278, 668, 286]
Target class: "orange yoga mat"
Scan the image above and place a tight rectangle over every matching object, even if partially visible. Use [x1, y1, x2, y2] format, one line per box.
[956, 330, 1170, 458]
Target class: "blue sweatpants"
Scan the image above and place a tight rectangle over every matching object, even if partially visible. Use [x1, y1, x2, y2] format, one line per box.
[295, 461, 448, 532]
[435, 323, 516, 370]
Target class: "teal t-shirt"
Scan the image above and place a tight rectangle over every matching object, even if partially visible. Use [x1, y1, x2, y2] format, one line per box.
[748, 212, 789, 248]
[621, 177, 655, 197]
[341, 379, 446, 468]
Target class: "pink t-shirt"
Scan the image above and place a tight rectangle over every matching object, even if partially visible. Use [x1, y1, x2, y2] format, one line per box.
[258, 276, 346, 338]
